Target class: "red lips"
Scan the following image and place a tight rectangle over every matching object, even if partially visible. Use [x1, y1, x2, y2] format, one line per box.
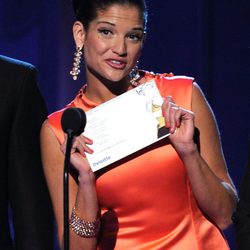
[105, 59, 127, 70]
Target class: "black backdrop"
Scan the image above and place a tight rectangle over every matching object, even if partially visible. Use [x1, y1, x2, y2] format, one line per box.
[1, 0, 249, 249]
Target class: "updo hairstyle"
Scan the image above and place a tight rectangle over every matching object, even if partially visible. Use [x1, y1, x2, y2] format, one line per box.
[72, 0, 148, 31]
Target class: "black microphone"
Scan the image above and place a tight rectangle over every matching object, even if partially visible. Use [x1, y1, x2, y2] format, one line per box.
[60, 107, 87, 250]
[61, 107, 86, 136]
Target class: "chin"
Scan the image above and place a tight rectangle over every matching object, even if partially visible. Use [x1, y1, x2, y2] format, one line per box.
[89, 66, 128, 84]
[104, 73, 127, 83]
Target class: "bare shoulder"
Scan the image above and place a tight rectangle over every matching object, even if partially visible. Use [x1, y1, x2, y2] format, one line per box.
[40, 119, 64, 168]
[191, 82, 218, 133]
[192, 82, 213, 113]
[41, 119, 53, 135]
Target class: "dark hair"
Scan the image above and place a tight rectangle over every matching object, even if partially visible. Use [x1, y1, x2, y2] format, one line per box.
[73, 0, 148, 31]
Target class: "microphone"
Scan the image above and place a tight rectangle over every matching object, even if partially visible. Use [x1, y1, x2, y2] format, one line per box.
[61, 107, 86, 136]
[60, 107, 87, 250]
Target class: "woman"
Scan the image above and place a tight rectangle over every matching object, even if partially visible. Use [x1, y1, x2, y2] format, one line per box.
[41, 0, 237, 249]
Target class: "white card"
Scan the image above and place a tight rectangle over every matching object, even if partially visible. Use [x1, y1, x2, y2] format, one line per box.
[84, 80, 170, 172]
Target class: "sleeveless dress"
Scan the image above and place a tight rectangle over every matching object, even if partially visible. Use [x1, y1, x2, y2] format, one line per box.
[48, 72, 229, 250]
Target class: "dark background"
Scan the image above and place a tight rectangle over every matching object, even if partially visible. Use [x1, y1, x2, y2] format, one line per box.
[1, 0, 249, 249]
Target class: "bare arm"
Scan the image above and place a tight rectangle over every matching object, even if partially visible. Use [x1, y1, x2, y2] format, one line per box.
[162, 82, 237, 230]
[40, 120, 99, 250]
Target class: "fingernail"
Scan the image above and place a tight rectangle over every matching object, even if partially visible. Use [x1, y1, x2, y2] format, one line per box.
[87, 138, 93, 143]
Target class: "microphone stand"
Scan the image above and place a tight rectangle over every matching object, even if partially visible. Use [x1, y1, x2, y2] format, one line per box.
[61, 107, 86, 250]
[64, 130, 74, 250]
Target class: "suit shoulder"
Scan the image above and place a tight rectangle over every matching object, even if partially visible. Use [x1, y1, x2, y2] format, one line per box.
[0, 55, 37, 74]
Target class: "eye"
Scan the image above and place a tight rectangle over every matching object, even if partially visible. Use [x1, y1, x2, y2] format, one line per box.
[98, 29, 113, 36]
[127, 33, 143, 42]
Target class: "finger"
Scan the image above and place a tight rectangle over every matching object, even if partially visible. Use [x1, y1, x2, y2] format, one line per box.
[84, 135, 93, 145]
[178, 107, 195, 121]
[78, 137, 94, 154]
[165, 101, 179, 132]
[173, 106, 182, 128]
[78, 134, 93, 145]
[71, 140, 86, 157]
[162, 96, 174, 128]
[162, 96, 173, 115]
[77, 134, 94, 148]
[168, 104, 179, 133]
[170, 105, 194, 131]
[72, 142, 86, 157]
[72, 137, 94, 156]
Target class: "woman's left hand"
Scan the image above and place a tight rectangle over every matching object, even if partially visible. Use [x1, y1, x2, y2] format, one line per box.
[162, 96, 195, 154]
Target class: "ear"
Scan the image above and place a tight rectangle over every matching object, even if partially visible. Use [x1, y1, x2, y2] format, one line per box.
[72, 21, 86, 48]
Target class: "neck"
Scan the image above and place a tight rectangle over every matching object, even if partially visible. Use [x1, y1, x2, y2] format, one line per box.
[84, 75, 133, 104]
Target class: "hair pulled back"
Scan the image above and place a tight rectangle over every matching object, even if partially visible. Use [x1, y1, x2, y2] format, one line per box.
[72, 0, 148, 31]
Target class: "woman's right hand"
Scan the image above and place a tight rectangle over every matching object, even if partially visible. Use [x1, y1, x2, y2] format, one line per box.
[60, 134, 94, 179]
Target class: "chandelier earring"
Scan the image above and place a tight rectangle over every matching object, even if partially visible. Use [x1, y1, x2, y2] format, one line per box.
[129, 61, 140, 87]
[70, 46, 83, 80]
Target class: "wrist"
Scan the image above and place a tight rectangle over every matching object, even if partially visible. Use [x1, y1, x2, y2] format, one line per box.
[78, 170, 96, 186]
[174, 141, 198, 159]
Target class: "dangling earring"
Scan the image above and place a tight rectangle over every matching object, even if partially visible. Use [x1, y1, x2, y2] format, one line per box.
[129, 61, 140, 87]
[70, 46, 83, 80]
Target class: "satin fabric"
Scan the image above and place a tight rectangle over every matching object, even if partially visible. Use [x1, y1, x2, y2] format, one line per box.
[48, 72, 229, 250]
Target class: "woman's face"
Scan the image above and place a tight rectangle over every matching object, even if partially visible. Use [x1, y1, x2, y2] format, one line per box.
[79, 4, 145, 84]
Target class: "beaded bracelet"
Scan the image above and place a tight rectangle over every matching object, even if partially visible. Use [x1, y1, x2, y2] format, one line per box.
[69, 206, 100, 238]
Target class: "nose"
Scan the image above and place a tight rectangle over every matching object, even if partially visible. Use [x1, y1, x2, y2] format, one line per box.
[111, 36, 127, 56]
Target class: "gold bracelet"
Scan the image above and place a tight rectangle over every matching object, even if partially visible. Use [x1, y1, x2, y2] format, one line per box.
[69, 206, 100, 238]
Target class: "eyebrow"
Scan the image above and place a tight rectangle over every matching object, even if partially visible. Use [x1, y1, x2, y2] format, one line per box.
[97, 21, 115, 26]
[96, 21, 144, 31]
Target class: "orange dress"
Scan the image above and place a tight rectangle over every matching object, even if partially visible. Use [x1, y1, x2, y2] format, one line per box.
[48, 72, 229, 250]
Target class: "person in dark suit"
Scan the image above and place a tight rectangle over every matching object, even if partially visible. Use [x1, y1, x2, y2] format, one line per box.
[233, 141, 250, 250]
[0, 55, 54, 249]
